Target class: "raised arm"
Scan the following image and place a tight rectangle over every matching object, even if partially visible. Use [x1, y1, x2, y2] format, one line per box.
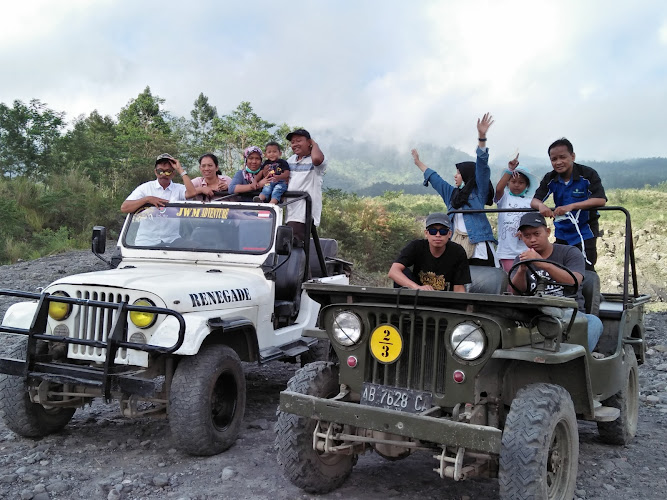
[310, 140, 325, 167]
[477, 112, 494, 149]
[495, 155, 519, 202]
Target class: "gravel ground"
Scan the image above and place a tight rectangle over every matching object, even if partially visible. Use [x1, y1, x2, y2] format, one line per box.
[0, 249, 666, 500]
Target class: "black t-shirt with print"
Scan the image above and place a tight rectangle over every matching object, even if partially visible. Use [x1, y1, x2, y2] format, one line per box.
[395, 239, 471, 290]
[261, 159, 290, 177]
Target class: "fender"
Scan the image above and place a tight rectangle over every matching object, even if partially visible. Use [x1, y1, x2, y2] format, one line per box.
[2, 302, 45, 331]
[150, 307, 258, 356]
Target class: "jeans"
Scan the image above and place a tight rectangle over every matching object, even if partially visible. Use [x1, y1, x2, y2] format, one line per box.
[261, 180, 288, 202]
[584, 313, 603, 351]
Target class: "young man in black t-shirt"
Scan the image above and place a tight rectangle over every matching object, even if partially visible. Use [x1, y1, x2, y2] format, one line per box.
[388, 212, 471, 292]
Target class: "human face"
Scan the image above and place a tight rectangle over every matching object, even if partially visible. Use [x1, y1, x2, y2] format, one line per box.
[508, 174, 528, 195]
[519, 225, 551, 254]
[548, 145, 576, 178]
[265, 145, 282, 162]
[424, 224, 451, 250]
[155, 161, 175, 185]
[199, 156, 217, 180]
[454, 169, 463, 187]
[246, 152, 262, 170]
[290, 135, 311, 158]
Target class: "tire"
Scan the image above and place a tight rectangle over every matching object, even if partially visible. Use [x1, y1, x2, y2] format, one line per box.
[299, 339, 331, 367]
[0, 337, 75, 437]
[499, 383, 579, 500]
[169, 344, 246, 456]
[597, 345, 639, 445]
[275, 361, 354, 493]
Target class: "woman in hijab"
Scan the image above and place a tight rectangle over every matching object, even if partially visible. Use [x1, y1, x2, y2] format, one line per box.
[412, 113, 497, 266]
[228, 146, 268, 200]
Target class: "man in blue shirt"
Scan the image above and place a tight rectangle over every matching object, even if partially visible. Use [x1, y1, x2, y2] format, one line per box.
[531, 138, 606, 271]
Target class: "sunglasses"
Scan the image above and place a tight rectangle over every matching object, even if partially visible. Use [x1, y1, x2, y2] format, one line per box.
[427, 227, 450, 236]
[156, 169, 175, 176]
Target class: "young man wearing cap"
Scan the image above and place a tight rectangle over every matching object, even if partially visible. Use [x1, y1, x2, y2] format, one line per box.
[510, 213, 603, 351]
[531, 138, 607, 271]
[388, 213, 471, 292]
[283, 129, 327, 243]
[121, 153, 196, 213]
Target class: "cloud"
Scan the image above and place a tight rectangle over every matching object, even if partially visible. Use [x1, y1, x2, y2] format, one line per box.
[0, 0, 665, 162]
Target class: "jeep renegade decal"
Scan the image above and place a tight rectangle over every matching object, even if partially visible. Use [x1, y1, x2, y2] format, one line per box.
[175, 207, 230, 219]
[188, 288, 251, 307]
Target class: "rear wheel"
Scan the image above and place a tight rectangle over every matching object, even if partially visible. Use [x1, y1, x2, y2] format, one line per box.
[0, 337, 75, 437]
[275, 361, 353, 493]
[169, 344, 245, 456]
[499, 383, 578, 500]
[597, 345, 639, 444]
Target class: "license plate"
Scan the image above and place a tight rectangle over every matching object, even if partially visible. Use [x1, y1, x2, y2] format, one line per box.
[360, 382, 432, 414]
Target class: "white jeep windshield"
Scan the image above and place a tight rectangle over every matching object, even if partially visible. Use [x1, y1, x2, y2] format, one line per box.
[123, 204, 276, 254]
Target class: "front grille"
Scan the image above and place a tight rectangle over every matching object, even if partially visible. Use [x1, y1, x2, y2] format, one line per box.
[366, 311, 448, 395]
[69, 290, 130, 361]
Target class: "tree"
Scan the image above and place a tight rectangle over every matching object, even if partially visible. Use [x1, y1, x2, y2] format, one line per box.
[214, 101, 276, 174]
[116, 87, 178, 189]
[0, 99, 65, 179]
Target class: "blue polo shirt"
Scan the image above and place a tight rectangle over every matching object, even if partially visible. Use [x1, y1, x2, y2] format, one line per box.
[533, 163, 606, 245]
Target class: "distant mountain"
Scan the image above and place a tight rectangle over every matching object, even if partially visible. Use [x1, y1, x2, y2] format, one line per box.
[318, 137, 667, 196]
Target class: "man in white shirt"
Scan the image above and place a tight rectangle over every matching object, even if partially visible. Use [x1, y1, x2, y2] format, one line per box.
[121, 154, 196, 245]
[284, 129, 327, 244]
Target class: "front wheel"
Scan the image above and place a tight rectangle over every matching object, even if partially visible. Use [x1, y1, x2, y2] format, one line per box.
[597, 345, 639, 444]
[499, 383, 579, 500]
[275, 361, 354, 493]
[169, 344, 246, 456]
[0, 337, 75, 437]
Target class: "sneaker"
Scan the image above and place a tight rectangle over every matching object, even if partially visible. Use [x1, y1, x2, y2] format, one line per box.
[591, 352, 605, 359]
[253, 196, 263, 202]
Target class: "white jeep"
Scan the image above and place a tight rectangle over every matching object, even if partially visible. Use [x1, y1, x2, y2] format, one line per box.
[0, 192, 348, 455]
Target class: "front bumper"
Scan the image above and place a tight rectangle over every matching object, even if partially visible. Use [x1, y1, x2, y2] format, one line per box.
[280, 391, 502, 454]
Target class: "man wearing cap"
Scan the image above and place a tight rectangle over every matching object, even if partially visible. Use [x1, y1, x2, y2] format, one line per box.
[510, 212, 603, 351]
[388, 213, 471, 292]
[284, 129, 326, 243]
[120, 154, 197, 246]
[121, 153, 196, 213]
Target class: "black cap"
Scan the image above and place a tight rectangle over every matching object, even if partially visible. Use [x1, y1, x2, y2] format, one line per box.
[518, 213, 547, 230]
[425, 212, 451, 229]
[286, 129, 311, 141]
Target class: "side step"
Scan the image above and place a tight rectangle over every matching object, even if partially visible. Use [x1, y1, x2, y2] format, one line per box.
[594, 405, 621, 422]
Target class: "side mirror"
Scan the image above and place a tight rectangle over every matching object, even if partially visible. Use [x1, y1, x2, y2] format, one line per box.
[92, 226, 107, 254]
[275, 226, 293, 256]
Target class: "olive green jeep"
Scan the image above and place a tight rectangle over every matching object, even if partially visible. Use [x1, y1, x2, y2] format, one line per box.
[275, 207, 649, 499]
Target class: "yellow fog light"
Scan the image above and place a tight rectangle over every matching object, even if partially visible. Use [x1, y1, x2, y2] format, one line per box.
[129, 299, 157, 329]
[48, 292, 71, 321]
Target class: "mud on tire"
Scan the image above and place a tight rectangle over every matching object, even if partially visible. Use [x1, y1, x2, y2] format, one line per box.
[169, 344, 245, 456]
[499, 383, 578, 500]
[597, 344, 639, 445]
[275, 361, 354, 493]
[0, 336, 75, 437]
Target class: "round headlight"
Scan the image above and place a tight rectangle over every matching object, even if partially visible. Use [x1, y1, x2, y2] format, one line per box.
[331, 311, 362, 346]
[450, 321, 486, 361]
[130, 298, 157, 329]
[48, 291, 71, 321]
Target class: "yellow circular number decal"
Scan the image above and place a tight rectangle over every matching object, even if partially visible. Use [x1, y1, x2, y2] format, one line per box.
[370, 324, 403, 364]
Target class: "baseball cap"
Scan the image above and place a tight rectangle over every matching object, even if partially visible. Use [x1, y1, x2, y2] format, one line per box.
[518, 213, 547, 230]
[425, 212, 451, 229]
[286, 129, 311, 141]
[155, 153, 175, 165]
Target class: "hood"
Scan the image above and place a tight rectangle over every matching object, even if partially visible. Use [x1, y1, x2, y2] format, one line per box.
[45, 264, 270, 313]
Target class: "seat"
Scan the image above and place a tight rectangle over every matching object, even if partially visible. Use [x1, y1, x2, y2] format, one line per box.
[190, 226, 220, 248]
[274, 248, 307, 320]
[309, 238, 339, 278]
[467, 266, 508, 294]
[581, 270, 601, 316]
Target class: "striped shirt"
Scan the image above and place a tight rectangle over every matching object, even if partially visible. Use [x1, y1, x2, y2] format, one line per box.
[285, 155, 327, 226]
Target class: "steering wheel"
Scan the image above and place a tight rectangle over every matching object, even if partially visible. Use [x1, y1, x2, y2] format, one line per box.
[508, 258, 580, 296]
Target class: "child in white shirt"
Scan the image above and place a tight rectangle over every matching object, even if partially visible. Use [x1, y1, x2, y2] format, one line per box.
[494, 154, 538, 272]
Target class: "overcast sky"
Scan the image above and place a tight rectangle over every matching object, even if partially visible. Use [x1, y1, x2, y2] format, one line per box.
[1, 0, 665, 162]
